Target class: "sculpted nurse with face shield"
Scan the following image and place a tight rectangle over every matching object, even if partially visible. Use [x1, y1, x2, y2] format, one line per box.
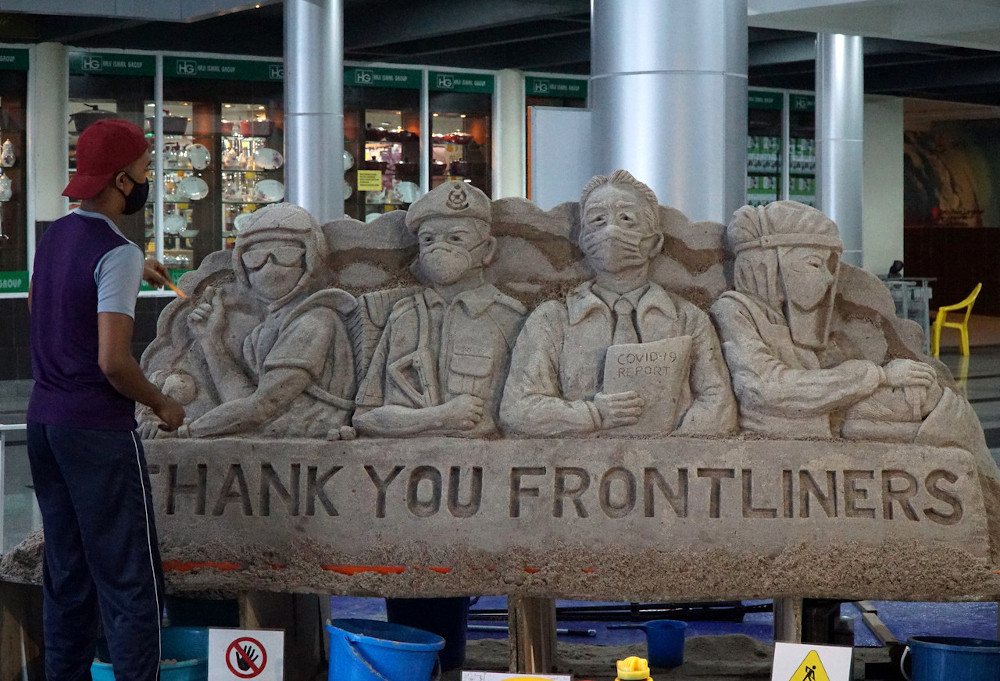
[710, 201, 956, 442]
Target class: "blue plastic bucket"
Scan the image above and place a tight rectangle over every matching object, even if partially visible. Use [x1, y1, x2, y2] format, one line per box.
[902, 636, 1000, 681]
[91, 626, 209, 681]
[326, 618, 445, 681]
[644, 619, 687, 668]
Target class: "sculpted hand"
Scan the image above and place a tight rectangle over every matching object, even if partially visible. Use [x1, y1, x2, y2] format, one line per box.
[437, 394, 485, 430]
[153, 395, 186, 432]
[187, 286, 223, 338]
[594, 390, 645, 429]
[136, 416, 161, 440]
[883, 359, 937, 388]
[142, 258, 170, 288]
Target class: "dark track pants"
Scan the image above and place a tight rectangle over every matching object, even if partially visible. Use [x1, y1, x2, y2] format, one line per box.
[27, 422, 164, 681]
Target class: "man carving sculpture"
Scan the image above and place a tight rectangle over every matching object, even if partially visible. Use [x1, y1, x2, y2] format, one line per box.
[353, 181, 526, 438]
[710, 201, 973, 443]
[500, 169, 737, 437]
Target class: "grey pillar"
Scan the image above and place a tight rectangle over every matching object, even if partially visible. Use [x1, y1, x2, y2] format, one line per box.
[816, 34, 864, 267]
[590, 0, 747, 224]
[284, 0, 344, 223]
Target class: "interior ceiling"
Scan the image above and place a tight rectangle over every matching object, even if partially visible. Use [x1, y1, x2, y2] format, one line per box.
[7, 0, 1000, 107]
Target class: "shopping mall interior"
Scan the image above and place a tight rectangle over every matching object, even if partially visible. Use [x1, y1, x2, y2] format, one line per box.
[3, 1, 1000, 679]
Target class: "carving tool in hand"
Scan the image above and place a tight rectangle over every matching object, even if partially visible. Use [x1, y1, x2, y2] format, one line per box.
[164, 280, 187, 299]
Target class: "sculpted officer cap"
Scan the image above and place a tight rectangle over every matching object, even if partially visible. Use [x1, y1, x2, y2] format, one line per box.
[405, 181, 492, 233]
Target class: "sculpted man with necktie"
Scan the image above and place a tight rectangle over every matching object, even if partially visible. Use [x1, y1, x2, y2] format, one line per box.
[500, 169, 737, 437]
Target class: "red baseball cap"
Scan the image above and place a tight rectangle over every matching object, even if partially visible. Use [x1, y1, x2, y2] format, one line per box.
[63, 119, 149, 200]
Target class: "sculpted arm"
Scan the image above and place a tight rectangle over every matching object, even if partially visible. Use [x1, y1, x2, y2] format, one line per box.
[187, 286, 255, 402]
[354, 396, 486, 438]
[675, 309, 738, 436]
[499, 304, 603, 436]
[181, 365, 313, 437]
[711, 296, 883, 417]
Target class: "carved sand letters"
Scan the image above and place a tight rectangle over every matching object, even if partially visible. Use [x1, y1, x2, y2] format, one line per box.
[153, 458, 964, 526]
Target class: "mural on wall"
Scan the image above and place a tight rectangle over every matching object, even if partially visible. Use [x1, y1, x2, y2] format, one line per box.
[904, 120, 1000, 228]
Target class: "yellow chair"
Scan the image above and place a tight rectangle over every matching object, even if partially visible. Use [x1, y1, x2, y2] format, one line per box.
[931, 282, 982, 357]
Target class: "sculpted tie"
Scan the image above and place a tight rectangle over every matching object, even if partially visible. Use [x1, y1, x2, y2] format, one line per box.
[612, 297, 640, 345]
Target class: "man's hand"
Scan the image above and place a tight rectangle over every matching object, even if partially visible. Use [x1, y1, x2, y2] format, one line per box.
[142, 258, 170, 288]
[883, 358, 937, 388]
[152, 395, 186, 432]
[594, 390, 645, 429]
[436, 394, 485, 430]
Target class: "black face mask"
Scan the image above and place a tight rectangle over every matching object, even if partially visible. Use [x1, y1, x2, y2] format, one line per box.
[117, 171, 149, 215]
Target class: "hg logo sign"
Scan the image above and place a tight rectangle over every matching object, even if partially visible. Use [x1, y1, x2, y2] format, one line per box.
[175, 59, 198, 76]
[436, 74, 454, 89]
[354, 69, 374, 85]
[269, 64, 284, 80]
[532, 80, 549, 94]
[81, 56, 103, 72]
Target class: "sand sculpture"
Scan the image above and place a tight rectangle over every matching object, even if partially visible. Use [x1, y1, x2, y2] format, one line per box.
[7, 170, 1000, 609]
[711, 202, 981, 451]
[500, 170, 736, 438]
[137, 204, 356, 440]
[353, 182, 525, 439]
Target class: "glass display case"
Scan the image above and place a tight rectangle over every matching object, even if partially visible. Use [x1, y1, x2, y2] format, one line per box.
[344, 66, 422, 222]
[160, 56, 283, 275]
[0, 49, 29, 294]
[746, 89, 816, 208]
[788, 93, 816, 208]
[747, 90, 783, 207]
[429, 71, 494, 196]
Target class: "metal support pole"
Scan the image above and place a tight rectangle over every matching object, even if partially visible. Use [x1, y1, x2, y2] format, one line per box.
[154, 54, 164, 264]
[773, 597, 803, 643]
[284, 0, 344, 223]
[590, 0, 747, 224]
[508, 596, 556, 673]
[816, 34, 864, 267]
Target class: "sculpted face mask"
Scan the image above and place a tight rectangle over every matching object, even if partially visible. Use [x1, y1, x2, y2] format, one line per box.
[580, 226, 656, 273]
[419, 240, 486, 285]
[778, 246, 838, 349]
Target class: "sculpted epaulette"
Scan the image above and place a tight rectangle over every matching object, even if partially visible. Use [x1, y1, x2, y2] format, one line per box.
[491, 290, 528, 316]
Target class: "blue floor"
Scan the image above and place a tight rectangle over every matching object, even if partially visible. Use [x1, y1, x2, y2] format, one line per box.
[331, 596, 999, 647]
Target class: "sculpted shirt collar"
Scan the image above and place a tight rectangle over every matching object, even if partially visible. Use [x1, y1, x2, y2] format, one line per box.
[422, 283, 499, 318]
[567, 280, 678, 326]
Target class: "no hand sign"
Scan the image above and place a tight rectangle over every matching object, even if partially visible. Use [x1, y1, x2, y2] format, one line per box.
[209, 629, 284, 681]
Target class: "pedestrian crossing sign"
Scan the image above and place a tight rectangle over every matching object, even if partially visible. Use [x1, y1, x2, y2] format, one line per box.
[771, 642, 851, 681]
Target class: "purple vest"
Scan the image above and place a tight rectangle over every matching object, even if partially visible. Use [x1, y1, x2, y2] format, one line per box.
[27, 212, 139, 430]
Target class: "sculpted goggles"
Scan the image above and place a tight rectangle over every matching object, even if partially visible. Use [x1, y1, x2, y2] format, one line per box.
[241, 246, 305, 270]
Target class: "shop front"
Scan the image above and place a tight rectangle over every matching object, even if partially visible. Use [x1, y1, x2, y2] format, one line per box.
[0, 48, 29, 297]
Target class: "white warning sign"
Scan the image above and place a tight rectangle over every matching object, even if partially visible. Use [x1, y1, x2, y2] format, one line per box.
[209, 629, 284, 681]
[771, 642, 852, 681]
